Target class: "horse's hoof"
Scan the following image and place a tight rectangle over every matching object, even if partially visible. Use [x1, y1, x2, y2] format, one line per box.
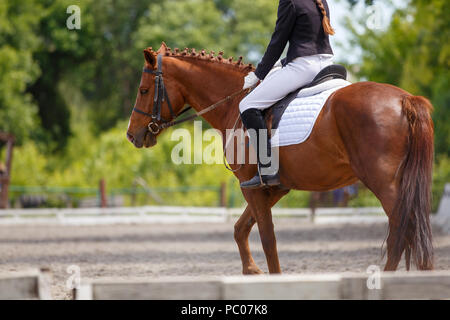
[243, 265, 264, 275]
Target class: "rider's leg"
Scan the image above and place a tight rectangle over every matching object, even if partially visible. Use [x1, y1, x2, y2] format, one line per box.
[240, 108, 279, 189]
[239, 54, 333, 113]
[239, 55, 333, 189]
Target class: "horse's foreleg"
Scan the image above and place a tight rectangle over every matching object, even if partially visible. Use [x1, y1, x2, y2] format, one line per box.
[242, 188, 288, 274]
[255, 206, 281, 273]
[234, 206, 263, 274]
[239, 188, 289, 273]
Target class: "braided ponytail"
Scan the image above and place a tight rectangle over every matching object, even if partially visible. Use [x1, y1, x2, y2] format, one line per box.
[315, 0, 335, 35]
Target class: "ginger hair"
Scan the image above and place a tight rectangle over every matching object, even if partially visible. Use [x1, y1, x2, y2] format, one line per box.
[315, 0, 335, 35]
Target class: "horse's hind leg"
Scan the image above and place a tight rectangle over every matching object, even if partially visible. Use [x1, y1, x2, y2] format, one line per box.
[360, 176, 404, 271]
[358, 149, 433, 271]
[383, 183, 413, 271]
[385, 215, 404, 271]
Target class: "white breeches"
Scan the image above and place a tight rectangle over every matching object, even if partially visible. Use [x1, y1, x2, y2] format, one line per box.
[239, 54, 334, 112]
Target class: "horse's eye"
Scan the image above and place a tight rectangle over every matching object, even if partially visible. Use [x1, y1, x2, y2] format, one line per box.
[140, 89, 149, 95]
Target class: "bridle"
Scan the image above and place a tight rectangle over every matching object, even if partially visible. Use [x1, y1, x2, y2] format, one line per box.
[132, 54, 191, 134]
[132, 54, 254, 135]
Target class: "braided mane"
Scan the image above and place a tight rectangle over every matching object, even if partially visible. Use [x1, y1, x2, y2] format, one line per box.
[147, 46, 254, 74]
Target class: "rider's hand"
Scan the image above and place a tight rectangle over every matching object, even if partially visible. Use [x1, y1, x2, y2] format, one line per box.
[243, 72, 260, 90]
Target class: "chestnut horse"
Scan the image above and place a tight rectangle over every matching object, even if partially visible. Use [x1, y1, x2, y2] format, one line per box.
[127, 43, 434, 273]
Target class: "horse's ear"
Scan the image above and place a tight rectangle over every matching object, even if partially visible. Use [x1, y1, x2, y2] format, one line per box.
[157, 41, 168, 55]
[143, 48, 156, 68]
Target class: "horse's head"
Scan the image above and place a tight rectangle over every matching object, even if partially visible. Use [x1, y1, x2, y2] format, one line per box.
[127, 43, 185, 148]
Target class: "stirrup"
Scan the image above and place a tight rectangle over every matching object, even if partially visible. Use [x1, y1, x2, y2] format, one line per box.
[240, 173, 264, 189]
[240, 171, 280, 189]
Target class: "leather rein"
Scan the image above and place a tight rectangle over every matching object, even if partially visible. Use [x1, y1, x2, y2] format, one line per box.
[132, 54, 253, 135]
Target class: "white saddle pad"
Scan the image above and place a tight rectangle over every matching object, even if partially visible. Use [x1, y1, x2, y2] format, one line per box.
[271, 79, 352, 147]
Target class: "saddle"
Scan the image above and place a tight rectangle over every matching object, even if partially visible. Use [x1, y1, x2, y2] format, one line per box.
[263, 64, 347, 130]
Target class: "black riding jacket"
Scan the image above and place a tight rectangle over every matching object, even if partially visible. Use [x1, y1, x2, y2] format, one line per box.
[254, 0, 333, 80]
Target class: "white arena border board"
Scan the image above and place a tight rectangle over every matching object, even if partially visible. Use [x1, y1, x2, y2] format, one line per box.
[436, 183, 450, 233]
[0, 206, 388, 225]
[0, 269, 52, 300]
[75, 271, 450, 300]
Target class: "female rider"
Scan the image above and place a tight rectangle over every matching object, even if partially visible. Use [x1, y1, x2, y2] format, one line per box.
[239, 0, 335, 189]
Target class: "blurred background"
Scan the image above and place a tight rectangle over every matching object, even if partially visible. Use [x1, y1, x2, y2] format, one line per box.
[0, 0, 448, 210]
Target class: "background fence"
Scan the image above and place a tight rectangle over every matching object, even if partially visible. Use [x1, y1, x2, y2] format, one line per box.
[8, 183, 227, 208]
[6, 180, 363, 210]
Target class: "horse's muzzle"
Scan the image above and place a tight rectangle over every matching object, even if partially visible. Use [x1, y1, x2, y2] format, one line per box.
[127, 128, 157, 148]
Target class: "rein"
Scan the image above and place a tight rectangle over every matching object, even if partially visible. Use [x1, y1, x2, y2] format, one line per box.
[133, 54, 254, 135]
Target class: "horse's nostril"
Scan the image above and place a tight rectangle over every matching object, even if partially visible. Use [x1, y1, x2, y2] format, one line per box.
[126, 132, 134, 142]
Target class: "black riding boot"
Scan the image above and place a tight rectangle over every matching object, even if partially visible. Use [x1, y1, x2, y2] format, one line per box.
[240, 108, 280, 189]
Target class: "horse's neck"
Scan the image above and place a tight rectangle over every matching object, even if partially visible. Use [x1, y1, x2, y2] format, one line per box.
[172, 59, 244, 132]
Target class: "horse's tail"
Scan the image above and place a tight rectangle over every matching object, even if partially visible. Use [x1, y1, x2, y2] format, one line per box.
[393, 95, 434, 270]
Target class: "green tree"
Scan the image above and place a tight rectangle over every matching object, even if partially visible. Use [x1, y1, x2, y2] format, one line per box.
[348, 0, 450, 156]
[135, 0, 227, 54]
[134, 0, 279, 65]
[222, 0, 278, 62]
[28, 0, 100, 151]
[0, 0, 42, 144]
[77, 0, 160, 133]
